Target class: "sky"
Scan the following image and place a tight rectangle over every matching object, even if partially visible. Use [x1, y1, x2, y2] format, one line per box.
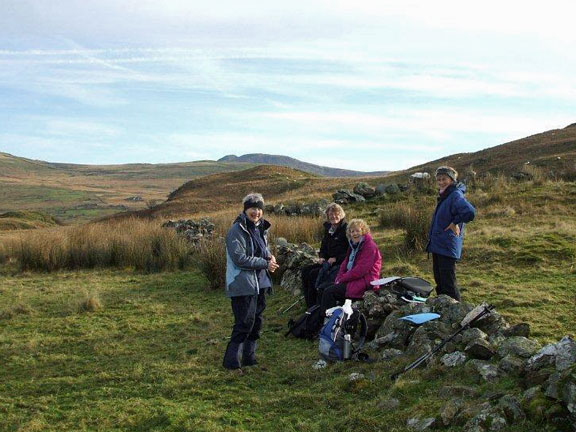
[1, 0, 575, 171]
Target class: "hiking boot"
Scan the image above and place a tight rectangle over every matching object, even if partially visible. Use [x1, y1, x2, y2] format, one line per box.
[222, 342, 243, 370]
[242, 340, 258, 367]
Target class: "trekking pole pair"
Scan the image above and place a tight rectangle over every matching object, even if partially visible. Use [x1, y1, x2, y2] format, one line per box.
[390, 304, 494, 380]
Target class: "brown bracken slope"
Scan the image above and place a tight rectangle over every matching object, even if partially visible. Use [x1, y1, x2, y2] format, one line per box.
[397, 123, 576, 179]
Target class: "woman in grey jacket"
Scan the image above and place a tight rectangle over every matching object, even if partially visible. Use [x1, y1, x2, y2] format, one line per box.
[222, 193, 279, 371]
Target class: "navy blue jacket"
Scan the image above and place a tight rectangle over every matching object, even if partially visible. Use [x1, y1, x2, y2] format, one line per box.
[426, 183, 476, 259]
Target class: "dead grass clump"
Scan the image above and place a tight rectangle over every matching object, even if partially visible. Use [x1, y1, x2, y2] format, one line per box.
[6, 218, 193, 272]
[485, 206, 516, 218]
[194, 237, 227, 290]
[78, 293, 102, 313]
[522, 164, 547, 185]
[378, 203, 409, 229]
[476, 173, 511, 192]
[204, 210, 324, 245]
[0, 303, 33, 320]
[266, 215, 324, 245]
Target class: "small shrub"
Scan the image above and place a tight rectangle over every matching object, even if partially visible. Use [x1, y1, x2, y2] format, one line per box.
[194, 237, 226, 290]
[380, 201, 432, 252]
[78, 293, 102, 313]
[402, 206, 431, 251]
[522, 164, 546, 185]
[378, 204, 409, 229]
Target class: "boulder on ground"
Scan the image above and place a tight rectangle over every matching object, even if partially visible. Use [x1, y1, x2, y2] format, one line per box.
[465, 338, 496, 360]
[384, 183, 401, 194]
[441, 351, 467, 367]
[353, 182, 376, 199]
[332, 189, 366, 204]
[497, 336, 542, 359]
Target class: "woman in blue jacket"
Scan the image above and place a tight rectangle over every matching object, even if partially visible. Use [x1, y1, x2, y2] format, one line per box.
[426, 166, 475, 301]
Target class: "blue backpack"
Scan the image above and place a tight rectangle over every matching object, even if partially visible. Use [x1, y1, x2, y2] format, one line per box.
[319, 307, 347, 362]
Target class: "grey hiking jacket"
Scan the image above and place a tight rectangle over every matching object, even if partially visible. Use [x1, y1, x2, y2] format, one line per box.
[225, 213, 272, 298]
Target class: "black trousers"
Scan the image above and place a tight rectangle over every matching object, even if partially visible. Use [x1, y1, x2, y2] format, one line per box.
[432, 253, 460, 301]
[230, 290, 267, 343]
[320, 283, 347, 317]
[301, 264, 322, 308]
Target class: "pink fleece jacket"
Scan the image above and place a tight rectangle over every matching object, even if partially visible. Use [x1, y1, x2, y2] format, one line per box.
[335, 233, 382, 299]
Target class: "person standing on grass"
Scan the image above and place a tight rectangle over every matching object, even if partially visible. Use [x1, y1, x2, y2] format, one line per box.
[300, 203, 349, 308]
[426, 166, 476, 301]
[222, 193, 279, 371]
[319, 218, 382, 316]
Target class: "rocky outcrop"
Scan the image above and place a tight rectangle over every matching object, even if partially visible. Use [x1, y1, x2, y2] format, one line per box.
[357, 286, 576, 431]
[275, 238, 318, 295]
[265, 199, 329, 217]
[162, 218, 215, 243]
[332, 189, 366, 204]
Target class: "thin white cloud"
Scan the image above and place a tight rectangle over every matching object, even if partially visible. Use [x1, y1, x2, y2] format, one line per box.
[44, 119, 122, 138]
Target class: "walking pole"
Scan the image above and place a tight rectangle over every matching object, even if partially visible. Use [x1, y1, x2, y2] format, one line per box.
[280, 296, 304, 314]
[391, 304, 494, 380]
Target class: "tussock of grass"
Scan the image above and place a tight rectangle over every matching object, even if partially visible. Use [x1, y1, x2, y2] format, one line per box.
[0, 303, 32, 320]
[3, 218, 193, 272]
[379, 201, 434, 252]
[266, 214, 324, 245]
[78, 293, 102, 313]
[194, 237, 227, 290]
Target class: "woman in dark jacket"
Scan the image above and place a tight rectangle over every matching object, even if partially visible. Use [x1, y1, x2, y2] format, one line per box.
[301, 203, 349, 308]
[222, 193, 279, 371]
[426, 166, 476, 301]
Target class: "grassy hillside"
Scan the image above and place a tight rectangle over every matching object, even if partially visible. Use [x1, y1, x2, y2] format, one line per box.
[0, 211, 62, 231]
[394, 124, 576, 181]
[122, 165, 326, 218]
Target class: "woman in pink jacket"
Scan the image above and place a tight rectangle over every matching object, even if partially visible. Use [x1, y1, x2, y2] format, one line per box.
[319, 218, 382, 316]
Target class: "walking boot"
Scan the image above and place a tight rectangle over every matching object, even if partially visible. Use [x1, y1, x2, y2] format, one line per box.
[242, 340, 258, 367]
[222, 341, 243, 370]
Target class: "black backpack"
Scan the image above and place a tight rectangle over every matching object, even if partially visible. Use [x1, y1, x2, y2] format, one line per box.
[389, 277, 433, 300]
[285, 304, 323, 340]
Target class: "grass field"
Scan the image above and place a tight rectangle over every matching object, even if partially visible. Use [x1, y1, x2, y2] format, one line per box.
[1, 180, 575, 431]
[0, 270, 562, 432]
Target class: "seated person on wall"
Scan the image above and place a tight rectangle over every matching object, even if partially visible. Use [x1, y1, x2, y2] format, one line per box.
[301, 203, 349, 308]
[319, 218, 382, 316]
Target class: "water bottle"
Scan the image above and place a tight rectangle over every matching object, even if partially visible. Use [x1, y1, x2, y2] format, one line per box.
[343, 334, 352, 360]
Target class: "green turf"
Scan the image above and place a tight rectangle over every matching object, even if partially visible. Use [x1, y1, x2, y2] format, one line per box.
[0, 269, 570, 431]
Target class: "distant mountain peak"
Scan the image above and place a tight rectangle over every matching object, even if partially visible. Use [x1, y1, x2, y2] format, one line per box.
[218, 154, 239, 161]
[217, 153, 388, 177]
